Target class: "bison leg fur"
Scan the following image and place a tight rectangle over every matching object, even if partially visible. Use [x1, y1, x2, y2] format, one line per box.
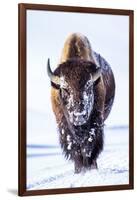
[74, 153, 83, 174]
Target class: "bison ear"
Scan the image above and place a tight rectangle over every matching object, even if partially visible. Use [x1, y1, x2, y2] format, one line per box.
[92, 67, 101, 82]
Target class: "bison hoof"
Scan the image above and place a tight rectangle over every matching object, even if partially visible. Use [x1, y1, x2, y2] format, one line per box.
[91, 160, 98, 169]
[75, 167, 82, 174]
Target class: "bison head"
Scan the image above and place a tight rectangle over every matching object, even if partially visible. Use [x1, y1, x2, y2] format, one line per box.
[47, 58, 101, 126]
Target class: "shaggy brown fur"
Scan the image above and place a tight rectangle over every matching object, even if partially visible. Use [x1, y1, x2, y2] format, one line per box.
[60, 33, 95, 63]
[49, 33, 115, 173]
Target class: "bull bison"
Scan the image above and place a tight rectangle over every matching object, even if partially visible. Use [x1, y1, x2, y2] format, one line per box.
[47, 33, 115, 173]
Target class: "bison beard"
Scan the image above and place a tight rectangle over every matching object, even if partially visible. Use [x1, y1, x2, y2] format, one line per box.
[59, 116, 104, 173]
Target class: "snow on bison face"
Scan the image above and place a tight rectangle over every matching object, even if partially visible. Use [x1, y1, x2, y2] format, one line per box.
[47, 58, 101, 126]
[59, 76, 94, 126]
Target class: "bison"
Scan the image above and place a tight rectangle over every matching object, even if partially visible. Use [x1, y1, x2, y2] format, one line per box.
[47, 33, 115, 173]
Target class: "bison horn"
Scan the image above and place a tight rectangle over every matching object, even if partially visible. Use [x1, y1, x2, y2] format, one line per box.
[92, 67, 101, 82]
[47, 58, 60, 85]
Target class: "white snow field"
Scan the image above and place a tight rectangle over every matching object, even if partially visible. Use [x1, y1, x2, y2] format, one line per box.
[27, 112, 129, 190]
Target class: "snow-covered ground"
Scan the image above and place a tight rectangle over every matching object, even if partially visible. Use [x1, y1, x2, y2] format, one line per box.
[27, 125, 129, 190]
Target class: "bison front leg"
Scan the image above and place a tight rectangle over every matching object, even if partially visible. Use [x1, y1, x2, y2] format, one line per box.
[74, 152, 83, 173]
[81, 126, 103, 171]
[82, 146, 97, 170]
[91, 160, 98, 169]
[83, 158, 98, 170]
